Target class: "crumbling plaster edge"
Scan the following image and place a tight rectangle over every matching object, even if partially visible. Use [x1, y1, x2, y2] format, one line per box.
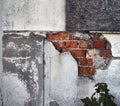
[44, 39, 78, 106]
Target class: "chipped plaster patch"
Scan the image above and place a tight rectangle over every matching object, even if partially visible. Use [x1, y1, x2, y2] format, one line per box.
[3, 34, 44, 106]
[46, 32, 113, 76]
[87, 49, 108, 69]
[71, 32, 90, 40]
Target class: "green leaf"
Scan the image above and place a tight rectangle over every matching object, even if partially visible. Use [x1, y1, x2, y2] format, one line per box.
[81, 82, 117, 106]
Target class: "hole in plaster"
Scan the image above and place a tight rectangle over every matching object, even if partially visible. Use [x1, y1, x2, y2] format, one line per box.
[46, 32, 114, 77]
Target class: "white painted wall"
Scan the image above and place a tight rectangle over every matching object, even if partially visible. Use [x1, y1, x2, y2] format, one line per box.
[3, 0, 65, 31]
[44, 40, 78, 106]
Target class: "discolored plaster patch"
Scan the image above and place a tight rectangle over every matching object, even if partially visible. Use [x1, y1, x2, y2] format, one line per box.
[3, 33, 44, 106]
[50, 101, 59, 106]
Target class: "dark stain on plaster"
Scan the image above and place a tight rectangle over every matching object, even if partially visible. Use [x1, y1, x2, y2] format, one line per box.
[3, 33, 44, 106]
[50, 101, 59, 106]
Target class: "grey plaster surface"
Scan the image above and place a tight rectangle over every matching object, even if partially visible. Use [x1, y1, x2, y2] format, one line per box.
[2, 33, 44, 106]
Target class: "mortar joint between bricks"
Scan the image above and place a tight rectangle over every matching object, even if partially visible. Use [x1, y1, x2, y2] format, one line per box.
[79, 65, 94, 68]
[50, 40, 80, 42]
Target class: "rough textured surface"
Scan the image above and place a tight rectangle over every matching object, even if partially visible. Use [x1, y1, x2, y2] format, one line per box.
[0, 0, 3, 105]
[47, 32, 112, 76]
[1, 32, 120, 106]
[2, 33, 44, 106]
[44, 40, 78, 106]
[3, 0, 65, 31]
[44, 40, 96, 105]
[66, 0, 120, 31]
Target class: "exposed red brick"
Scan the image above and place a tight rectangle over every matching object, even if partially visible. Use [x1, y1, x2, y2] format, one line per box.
[47, 32, 69, 40]
[65, 41, 78, 48]
[62, 48, 70, 52]
[100, 49, 111, 58]
[80, 58, 93, 66]
[79, 40, 88, 48]
[78, 67, 96, 76]
[70, 50, 87, 58]
[53, 41, 78, 49]
[46, 32, 110, 77]
[90, 33, 103, 40]
[87, 58, 93, 65]
[93, 40, 106, 48]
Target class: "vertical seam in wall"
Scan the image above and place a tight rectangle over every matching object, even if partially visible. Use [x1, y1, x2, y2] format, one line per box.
[0, 0, 3, 104]
[43, 38, 45, 106]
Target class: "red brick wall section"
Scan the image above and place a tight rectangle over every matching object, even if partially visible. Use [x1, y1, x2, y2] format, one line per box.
[46, 32, 111, 77]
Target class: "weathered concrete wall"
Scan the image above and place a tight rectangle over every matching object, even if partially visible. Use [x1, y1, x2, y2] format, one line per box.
[45, 33, 120, 106]
[2, 33, 44, 106]
[3, 0, 65, 31]
[2, 0, 120, 106]
[0, 0, 3, 105]
[2, 32, 120, 106]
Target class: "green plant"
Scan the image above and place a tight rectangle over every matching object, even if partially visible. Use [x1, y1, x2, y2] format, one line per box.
[81, 83, 117, 106]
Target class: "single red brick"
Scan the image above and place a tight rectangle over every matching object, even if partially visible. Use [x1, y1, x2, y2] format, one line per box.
[87, 58, 93, 65]
[47, 32, 69, 40]
[58, 32, 70, 40]
[100, 49, 111, 58]
[79, 40, 88, 48]
[80, 58, 93, 66]
[65, 41, 78, 48]
[70, 50, 87, 58]
[88, 67, 96, 76]
[78, 67, 96, 76]
[78, 67, 88, 75]
[93, 40, 106, 48]
[53, 41, 78, 49]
